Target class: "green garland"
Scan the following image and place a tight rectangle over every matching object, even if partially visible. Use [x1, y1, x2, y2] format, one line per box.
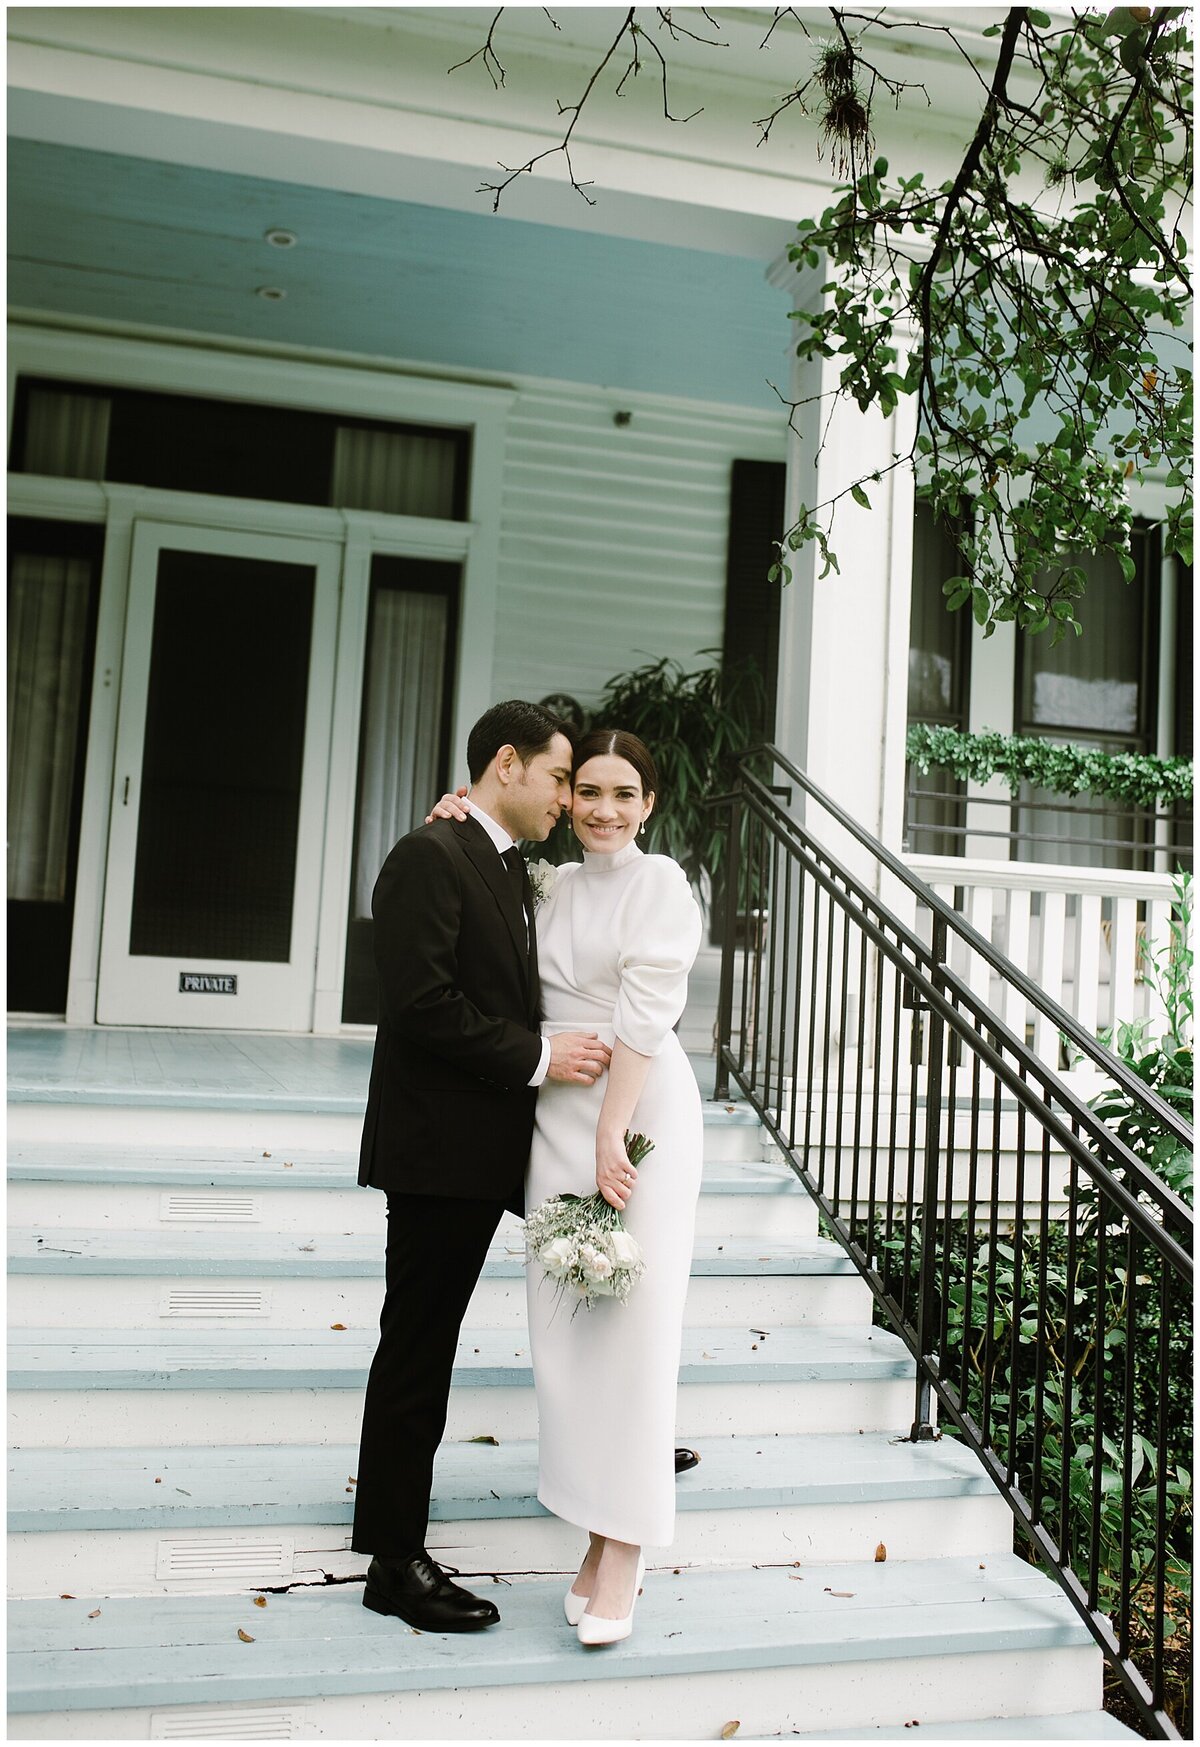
[906, 724, 1194, 810]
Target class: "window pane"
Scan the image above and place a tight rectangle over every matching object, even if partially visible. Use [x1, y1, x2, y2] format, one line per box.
[332, 427, 461, 518]
[20, 388, 111, 479]
[908, 503, 970, 721]
[906, 501, 971, 855]
[12, 377, 470, 520]
[129, 550, 314, 961]
[1019, 549, 1145, 735]
[8, 553, 93, 901]
[342, 558, 458, 1024]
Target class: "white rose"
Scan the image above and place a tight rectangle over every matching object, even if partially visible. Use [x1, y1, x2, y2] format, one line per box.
[578, 1243, 615, 1283]
[607, 1229, 641, 1269]
[539, 1237, 578, 1278]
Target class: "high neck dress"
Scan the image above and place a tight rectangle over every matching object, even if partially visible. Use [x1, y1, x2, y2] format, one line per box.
[526, 841, 703, 1549]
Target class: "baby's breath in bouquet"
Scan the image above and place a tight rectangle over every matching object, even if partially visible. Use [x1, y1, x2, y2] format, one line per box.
[525, 1131, 654, 1313]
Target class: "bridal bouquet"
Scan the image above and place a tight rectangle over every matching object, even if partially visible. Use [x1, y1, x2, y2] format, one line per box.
[525, 1131, 655, 1313]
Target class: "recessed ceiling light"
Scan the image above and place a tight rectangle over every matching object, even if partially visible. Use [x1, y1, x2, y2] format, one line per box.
[265, 228, 297, 248]
[256, 286, 287, 301]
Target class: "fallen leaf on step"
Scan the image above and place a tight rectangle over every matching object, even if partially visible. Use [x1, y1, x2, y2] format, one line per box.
[88, 1609, 101, 1619]
[788, 1575, 805, 1582]
[349, 1476, 356, 1484]
[59, 1594, 75, 1600]
[154, 1477, 162, 1484]
[253, 1596, 267, 1608]
[750, 1329, 769, 1338]
[411, 1627, 422, 1635]
[824, 1588, 854, 1598]
[283, 1161, 293, 1168]
[330, 1324, 347, 1331]
[262, 1152, 271, 1158]
[469, 1435, 500, 1445]
[875, 1543, 887, 1562]
[721, 1722, 740, 1738]
[237, 1629, 255, 1643]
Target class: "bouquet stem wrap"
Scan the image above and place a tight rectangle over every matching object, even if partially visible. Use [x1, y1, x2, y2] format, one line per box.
[525, 1131, 655, 1313]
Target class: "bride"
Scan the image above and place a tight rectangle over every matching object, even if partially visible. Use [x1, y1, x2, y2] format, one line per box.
[432, 727, 703, 1646]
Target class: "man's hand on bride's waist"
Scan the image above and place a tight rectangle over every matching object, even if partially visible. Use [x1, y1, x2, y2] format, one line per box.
[546, 1032, 612, 1086]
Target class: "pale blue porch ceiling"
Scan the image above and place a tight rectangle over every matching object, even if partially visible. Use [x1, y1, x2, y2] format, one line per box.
[9, 138, 791, 409]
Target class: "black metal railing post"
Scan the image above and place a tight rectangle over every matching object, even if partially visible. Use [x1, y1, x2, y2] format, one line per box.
[911, 910, 947, 1442]
[713, 791, 741, 1102]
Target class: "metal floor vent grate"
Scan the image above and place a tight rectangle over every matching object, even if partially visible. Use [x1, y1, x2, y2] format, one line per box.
[155, 1536, 295, 1582]
[151, 1706, 305, 1738]
[160, 1192, 261, 1224]
[160, 1289, 270, 1318]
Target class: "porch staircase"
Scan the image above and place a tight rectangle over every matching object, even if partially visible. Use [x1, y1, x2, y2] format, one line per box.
[7, 1035, 1134, 1740]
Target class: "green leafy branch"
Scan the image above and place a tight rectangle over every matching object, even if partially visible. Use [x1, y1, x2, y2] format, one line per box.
[773, 7, 1192, 638]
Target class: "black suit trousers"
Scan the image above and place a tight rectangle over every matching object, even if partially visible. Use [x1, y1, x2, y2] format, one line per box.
[351, 1192, 507, 1559]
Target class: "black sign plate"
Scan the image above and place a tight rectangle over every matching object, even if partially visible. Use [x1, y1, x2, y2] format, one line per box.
[179, 972, 238, 995]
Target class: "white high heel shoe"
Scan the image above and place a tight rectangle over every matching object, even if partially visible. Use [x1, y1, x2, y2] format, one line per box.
[576, 1552, 645, 1647]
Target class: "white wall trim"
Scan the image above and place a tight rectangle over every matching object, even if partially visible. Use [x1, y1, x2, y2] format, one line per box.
[8, 320, 516, 430]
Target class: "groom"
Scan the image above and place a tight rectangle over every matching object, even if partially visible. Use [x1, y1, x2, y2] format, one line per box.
[351, 700, 613, 1632]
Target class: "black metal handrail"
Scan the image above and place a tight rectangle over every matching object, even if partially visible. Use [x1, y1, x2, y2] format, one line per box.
[714, 746, 1193, 1740]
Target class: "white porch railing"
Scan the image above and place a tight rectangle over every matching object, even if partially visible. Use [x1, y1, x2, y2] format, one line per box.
[905, 854, 1183, 1079]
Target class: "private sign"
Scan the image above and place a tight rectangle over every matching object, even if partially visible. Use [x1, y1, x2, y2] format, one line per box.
[179, 973, 238, 994]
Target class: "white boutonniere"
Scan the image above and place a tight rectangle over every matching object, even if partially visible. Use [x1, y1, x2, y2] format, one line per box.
[526, 859, 559, 909]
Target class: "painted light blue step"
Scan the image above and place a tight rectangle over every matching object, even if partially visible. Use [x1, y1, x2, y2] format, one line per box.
[8, 1146, 786, 1194]
[9, 1324, 913, 1391]
[789, 1712, 1139, 1739]
[9, 1228, 851, 1279]
[7, 1555, 1092, 1715]
[8, 1431, 994, 1532]
[7, 1026, 733, 1113]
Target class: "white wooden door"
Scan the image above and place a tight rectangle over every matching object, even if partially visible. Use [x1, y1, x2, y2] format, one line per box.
[96, 521, 340, 1029]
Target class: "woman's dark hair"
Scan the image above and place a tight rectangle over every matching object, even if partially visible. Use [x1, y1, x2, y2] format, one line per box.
[572, 728, 658, 799]
[466, 699, 574, 782]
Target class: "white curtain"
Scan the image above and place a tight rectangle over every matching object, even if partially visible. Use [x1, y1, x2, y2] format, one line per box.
[8, 554, 92, 901]
[23, 388, 111, 478]
[332, 426, 459, 518]
[1018, 553, 1146, 868]
[354, 590, 448, 917]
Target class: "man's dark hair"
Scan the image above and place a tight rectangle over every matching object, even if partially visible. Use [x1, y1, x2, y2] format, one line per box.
[466, 700, 574, 783]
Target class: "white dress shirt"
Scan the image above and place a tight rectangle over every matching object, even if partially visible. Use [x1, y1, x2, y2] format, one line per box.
[464, 800, 551, 1088]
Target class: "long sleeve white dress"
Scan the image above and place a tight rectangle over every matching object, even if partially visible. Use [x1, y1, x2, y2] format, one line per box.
[527, 840, 704, 1549]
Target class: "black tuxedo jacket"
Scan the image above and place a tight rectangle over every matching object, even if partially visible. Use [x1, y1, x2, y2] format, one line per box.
[358, 815, 542, 1210]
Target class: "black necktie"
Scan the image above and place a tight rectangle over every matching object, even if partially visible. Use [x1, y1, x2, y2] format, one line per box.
[502, 847, 539, 1019]
[501, 847, 530, 940]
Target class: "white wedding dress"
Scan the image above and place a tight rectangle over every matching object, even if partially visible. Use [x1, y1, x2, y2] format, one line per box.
[527, 840, 703, 1549]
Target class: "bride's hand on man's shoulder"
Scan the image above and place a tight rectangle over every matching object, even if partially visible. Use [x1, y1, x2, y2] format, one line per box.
[426, 788, 471, 824]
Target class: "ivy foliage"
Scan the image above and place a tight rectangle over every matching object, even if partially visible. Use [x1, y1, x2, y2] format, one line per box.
[776, 7, 1192, 640]
[906, 722, 1194, 808]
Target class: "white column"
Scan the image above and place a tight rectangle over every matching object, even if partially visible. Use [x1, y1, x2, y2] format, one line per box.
[767, 254, 917, 887]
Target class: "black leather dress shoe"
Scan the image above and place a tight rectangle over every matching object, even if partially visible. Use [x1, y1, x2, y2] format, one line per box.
[362, 1552, 500, 1631]
[674, 1446, 701, 1475]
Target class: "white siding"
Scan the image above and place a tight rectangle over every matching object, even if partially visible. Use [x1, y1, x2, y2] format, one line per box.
[492, 384, 786, 706]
